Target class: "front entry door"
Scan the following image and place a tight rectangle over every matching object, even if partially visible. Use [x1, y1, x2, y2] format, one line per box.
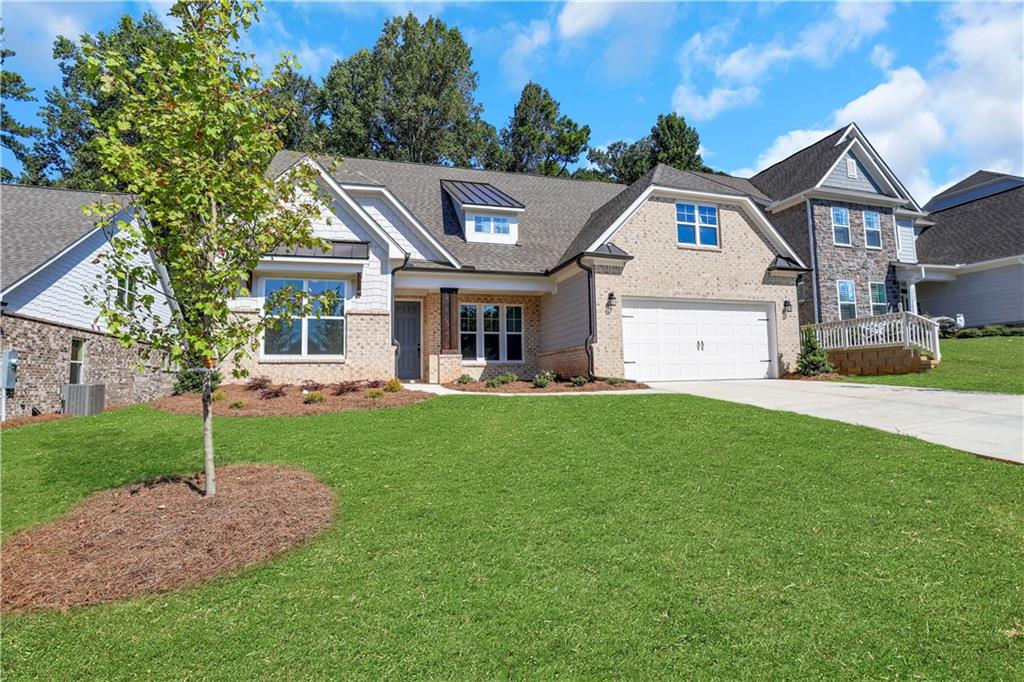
[395, 301, 422, 380]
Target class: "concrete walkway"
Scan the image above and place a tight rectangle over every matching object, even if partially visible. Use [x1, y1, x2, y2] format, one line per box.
[648, 380, 1023, 464]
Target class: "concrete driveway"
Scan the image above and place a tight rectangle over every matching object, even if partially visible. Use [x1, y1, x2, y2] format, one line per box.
[649, 380, 1023, 464]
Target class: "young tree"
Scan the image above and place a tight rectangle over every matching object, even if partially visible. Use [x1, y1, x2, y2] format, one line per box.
[85, 0, 335, 496]
[499, 82, 590, 176]
[1, 27, 43, 183]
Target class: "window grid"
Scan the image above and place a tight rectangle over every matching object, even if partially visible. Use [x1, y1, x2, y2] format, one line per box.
[831, 206, 851, 246]
[69, 338, 85, 384]
[262, 278, 346, 357]
[459, 303, 524, 363]
[869, 282, 888, 316]
[864, 210, 882, 249]
[837, 280, 857, 320]
[676, 203, 719, 247]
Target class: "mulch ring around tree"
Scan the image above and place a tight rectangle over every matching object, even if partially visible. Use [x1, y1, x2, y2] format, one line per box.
[446, 378, 649, 393]
[1, 464, 336, 613]
[150, 381, 434, 417]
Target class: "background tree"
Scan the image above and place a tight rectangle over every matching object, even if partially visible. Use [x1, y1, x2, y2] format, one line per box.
[85, 0, 335, 496]
[649, 113, 705, 172]
[581, 138, 654, 184]
[499, 82, 589, 176]
[33, 13, 173, 189]
[1, 27, 43, 183]
[578, 112, 710, 184]
[317, 49, 376, 158]
[272, 69, 321, 151]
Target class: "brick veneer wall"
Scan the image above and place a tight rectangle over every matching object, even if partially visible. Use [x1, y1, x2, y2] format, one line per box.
[538, 346, 589, 377]
[810, 199, 900, 324]
[590, 196, 801, 378]
[1, 313, 173, 418]
[827, 347, 937, 376]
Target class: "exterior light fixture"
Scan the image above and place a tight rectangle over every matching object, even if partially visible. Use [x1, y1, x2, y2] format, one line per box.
[606, 292, 617, 309]
[783, 300, 793, 316]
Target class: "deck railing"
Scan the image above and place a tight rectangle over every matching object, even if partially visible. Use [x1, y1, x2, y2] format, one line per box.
[804, 311, 941, 360]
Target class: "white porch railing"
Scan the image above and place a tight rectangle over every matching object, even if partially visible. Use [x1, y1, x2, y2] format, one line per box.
[805, 311, 941, 360]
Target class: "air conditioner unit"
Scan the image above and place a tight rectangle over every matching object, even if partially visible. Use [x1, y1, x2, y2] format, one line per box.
[61, 384, 106, 416]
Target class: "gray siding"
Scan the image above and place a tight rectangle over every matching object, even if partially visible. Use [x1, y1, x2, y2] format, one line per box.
[822, 152, 884, 194]
[917, 263, 1024, 326]
[540, 270, 590, 352]
[896, 219, 918, 263]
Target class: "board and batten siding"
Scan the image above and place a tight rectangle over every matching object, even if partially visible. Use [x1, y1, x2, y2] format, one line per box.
[896, 219, 918, 263]
[822, 152, 885, 194]
[916, 263, 1024, 326]
[539, 270, 590, 353]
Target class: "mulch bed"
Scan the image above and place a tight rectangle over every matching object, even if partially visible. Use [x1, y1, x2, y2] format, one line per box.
[150, 382, 434, 417]
[780, 372, 846, 382]
[446, 378, 649, 393]
[1, 464, 336, 613]
[0, 412, 71, 430]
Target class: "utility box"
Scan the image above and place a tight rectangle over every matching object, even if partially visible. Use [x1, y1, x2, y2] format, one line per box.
[62, 384, 106, 416]
[1, 350, 19, 390]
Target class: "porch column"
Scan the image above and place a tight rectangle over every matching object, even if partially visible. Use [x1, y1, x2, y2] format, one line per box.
[907, 282, 919, 315]
[439, 287, 460, 353]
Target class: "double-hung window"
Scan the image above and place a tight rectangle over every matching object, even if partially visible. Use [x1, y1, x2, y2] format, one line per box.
[676, 203, 719, 247]
[832, 206, 851, 245]
[837, 280, 857, 320]
[116, 274, 137, 308]
[263, 278, 346, 357]
[869, 282, 888, 316]
[459, 303, 524, 362]
[69, 338, 85, 384]
[864, 210, 882, 249]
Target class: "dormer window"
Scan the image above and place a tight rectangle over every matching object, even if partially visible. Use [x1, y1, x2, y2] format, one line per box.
[442, 179, 524, 245]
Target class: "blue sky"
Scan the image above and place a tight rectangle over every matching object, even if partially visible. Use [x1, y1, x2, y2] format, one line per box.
[3, 1, 1022, 202]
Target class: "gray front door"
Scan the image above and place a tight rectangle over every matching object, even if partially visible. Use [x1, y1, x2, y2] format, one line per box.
[395, 301, 421, 380]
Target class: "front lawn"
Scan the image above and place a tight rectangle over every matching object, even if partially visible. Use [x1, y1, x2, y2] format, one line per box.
[2, 397, 1021, 679]
[845, 336, 1024, 394]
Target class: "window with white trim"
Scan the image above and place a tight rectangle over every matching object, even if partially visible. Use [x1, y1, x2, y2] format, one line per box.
[869, 282, 888, 316]
[459, 303, 524, 362]
[466, 213, 518, 244]
[846, 157, 858, 179]
[831, 206, 851, 245]
[262, 278, 346, 357]
[864, 210, 882, 248]
[69, 338, 85, 384]
[116, 274, 137, 308]
[676, 203, 719, 247]
[837, 280, 856, 320]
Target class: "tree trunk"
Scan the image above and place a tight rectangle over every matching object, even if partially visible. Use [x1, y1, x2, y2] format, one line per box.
[201, 370, 217, 496]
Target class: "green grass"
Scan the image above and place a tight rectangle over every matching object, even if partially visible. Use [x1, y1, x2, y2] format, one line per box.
[844, 336, 1024, 394]
[2, 397, 1021, 679]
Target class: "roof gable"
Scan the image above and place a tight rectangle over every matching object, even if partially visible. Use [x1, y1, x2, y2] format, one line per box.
[749, 128, 847, 201]
[923, 171, 1024, 212]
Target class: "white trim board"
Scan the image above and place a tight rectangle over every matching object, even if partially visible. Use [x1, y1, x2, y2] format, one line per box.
[583, 185, 807, 268]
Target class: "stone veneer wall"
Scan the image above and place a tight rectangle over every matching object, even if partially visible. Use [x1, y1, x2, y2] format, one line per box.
[1, 313, 174, 418]
[589, 196, 801, 378]
[810, 199, 900, 324]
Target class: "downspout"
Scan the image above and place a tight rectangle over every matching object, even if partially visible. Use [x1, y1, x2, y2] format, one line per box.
[390, 253, 411, 375]
[576, 255, 599, 380]
[804, 199, 821, 323]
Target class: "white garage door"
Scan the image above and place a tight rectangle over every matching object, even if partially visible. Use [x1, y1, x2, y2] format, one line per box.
[622, 299, 774, 381]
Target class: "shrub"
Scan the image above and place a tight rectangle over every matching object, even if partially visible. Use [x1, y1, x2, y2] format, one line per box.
[367, 389, 384, 399]
[303, 391, 325, 404]
[532, 374, 552, 389]
[211, 389, 226, 402]
[384, 378, 403, 393]
[300, 379, 325, 392]
[569, 375, 588, 387]
[246, 375, 271, 391]
[260, 386, 286, 400]
[797, 328, 834, 375]
[954, 324, 1024, 338]
[172, 367, 222, 395]
[606, 376, 627, 386]
[485, 377, 503, 388]
[485, 371, 518, 389]
[365, 379, 386, 389]
[955, 327, 982, 338]
[228, 400, 245, 410]
[454, 374, 475, 385]
[331, 380, 360, 395]
[934, 316, 960, 339]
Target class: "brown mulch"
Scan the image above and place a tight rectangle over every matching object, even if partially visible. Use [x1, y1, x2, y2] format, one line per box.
[1, 464, 336, 613]
[780, 372, 846, 382]
[0, 412, 71, 430]
[445, 378, 649, 393]
[150, 382, 434, 417]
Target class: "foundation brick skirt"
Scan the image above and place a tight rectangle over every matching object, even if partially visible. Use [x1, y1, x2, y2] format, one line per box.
[538, 346, 589, 377]
[828, 347, 939, 375]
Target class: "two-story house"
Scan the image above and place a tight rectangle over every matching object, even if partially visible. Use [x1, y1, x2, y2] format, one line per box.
[746, 124, 930, 326]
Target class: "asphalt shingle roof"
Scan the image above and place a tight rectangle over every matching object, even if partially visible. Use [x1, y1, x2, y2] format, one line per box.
[916, 184, 1024, 265]
[922, 171, 1024, 212]
[1, 185, 128, 291]
[749, 127, 849, 201]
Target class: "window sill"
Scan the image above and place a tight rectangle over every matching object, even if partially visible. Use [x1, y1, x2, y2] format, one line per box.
[462, 360, 525, 366]
[865, 246, 883, 251]
[258, 356, 347, 364]
[676, 243, 721, 252]
[833, 242, 853, 248]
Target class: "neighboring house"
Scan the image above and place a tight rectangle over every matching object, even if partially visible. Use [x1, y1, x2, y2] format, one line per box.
[229, 152, 808, 385]
[896, 171, 1023, 327]
[746, 124, 930, 326]
[0, 185, 173, 419]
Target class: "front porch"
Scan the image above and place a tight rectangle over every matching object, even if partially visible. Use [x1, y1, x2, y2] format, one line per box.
[805, 311, 941, 375]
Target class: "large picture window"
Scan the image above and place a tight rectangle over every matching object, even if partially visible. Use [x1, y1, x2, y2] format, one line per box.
[832, 206, 851, 245]
[864, 210, 882, 249]
[676, 203, 719, 247]
[262, 278, 346, 357]
[459, 303, 524, 362]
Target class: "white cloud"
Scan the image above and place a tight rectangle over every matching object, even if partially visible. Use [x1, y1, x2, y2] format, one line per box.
[870, 44, 894, 70]
[500, 20, 552, 89]
[557, 1, 618, 41]
[672, 83, 759, 122]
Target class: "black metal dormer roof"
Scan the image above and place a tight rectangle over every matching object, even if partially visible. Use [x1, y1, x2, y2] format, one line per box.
[441, 179, 525, 209]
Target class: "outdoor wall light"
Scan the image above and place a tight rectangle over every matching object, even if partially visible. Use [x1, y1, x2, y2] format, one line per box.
[606, 292, 617, 310]
[783, 299, 793, 317]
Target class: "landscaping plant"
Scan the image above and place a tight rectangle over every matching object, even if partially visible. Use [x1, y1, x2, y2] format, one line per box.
[455, 374, 474, 385]
[228, 400, 245, 410]
[367, 389, 384, 399]
[81, 0, 336, 496]
[331, 381, 360, 396]
[246, 376, 272, 392]
[383, 378, 403, 393]
[570, 375, 588, 387]
[532, 371, 555, 388]
[796, 327, 834, 376]
[260, 386, 287, 400]
[300, 379, 325, 392]
[302, 391, 325, 405]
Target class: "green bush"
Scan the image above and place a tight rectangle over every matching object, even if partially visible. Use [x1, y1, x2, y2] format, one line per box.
[367, 389, 384, 399]
[211, 389, 226, 402]
[303, 391, 325, 404]
[532, 374, 552, 389]
[454, 374, 475, 385]
[935, 317, 960, 339]
[606, 377, 627, 386]
[228, 399, 245, 410]
[384, 378, 403, 393]
[172, 366, 222, 395]
[485, 371, 518, 388]
[955, 324, 1024, 339]
[570, 375, 588, 387]
[797, 328, 834, 376]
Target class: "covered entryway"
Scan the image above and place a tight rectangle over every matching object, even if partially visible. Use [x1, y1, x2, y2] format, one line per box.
[395, 300, 422, 380]
[621, 298, 775, 381]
